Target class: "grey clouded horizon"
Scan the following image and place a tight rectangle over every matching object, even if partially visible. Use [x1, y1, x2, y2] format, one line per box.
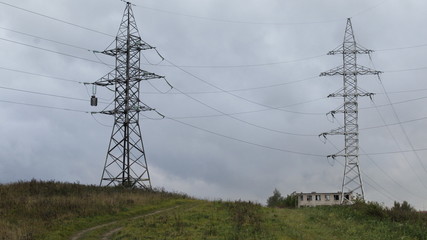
[1, 0, 427, 210]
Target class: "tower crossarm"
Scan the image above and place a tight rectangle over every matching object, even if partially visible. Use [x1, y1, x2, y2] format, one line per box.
[328, 90, 374, 99]
[319, 126, 346, 137]
[92, 69, 164, 87]
[320, 65, 382, 77]
[102, 39, 155, 56]
[99, 104, 156, 115]
[320, 66, 344, 77]
[355, 65, 382, 76]
[92, 70, 117, 87]
[326, 104, 357, 117]
[327, 45, 373, 55]
[327, 153, 358, 159]
[137, 69, 165, 81]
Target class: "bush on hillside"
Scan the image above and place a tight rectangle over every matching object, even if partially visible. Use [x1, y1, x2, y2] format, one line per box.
[266, 189, 297, 208]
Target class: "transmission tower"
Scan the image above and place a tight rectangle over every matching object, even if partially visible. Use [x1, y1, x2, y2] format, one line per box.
[320, 18, 381, 203]
[91, 2, 165, 189]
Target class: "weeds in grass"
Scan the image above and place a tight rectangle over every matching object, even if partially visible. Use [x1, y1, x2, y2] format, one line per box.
[0, 179, 189, 240]
[2, 180, 426, 240]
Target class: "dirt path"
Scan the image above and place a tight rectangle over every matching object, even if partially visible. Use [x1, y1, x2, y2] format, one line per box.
[70, 206, 180, 240]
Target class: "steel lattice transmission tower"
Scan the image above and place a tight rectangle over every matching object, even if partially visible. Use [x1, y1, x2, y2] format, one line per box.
[91, 2, 164, 189]
[320, 18, 381, 203]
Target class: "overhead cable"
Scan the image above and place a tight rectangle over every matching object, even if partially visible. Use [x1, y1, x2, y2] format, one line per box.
[0, 1, 114, 37]
[0, 85, 108, 104]
[0, 26, 92, 51]
[0, 65, 81, 83]
[0, 37, 107, 66]
[0, 99, 88, 113]
[172, 86, 317, 137]
[165, 59, 324, 115]
[167, 117, 324, 157]
[133, 4, 341, 26]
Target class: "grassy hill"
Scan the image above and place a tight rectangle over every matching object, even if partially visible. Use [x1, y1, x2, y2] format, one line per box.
[0, 180, 426, 240]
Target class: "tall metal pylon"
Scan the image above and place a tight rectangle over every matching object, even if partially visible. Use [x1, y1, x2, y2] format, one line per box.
[91, 2, 165, 189]
[320, 18, 381, 203]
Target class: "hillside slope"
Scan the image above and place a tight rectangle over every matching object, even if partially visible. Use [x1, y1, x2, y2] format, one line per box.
[0, 181, 426, 240]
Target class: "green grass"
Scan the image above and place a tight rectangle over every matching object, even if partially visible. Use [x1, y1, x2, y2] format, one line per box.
[1, 180, 426, 240]
[263, 206, 426, 240]
[112, 200, 274, 240]
[109, 202, 427, 240]
[0, 180, 190, 240]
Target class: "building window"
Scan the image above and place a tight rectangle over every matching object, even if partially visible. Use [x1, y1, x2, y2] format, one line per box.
[325, 195, 330, 201]
[300, 195, 304, 201]
[334, 195, 340, 201]
[307, 195, 312, 201]
[345, 194, 350, 200]
[315, 195, 321, 201]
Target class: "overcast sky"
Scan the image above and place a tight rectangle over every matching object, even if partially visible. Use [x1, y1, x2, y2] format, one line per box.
[1, 0, 427, 210]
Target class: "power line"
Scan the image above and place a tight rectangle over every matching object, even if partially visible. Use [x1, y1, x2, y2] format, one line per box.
[5, 76, 427, 133]
[328, 140, 401, 202]
[4, 33, 427, 120]
[0, 85, 109, 104]
[361, 114, 427, 131]
[2, 95, 427, 158]
[376, 43, 427, 52]
[368, 54, 427, 176]
[0, 37, 106, 66]
[151, 91, 427, 121]
[328, 135, 425, 200]
[142, 76, 320, 94]
[6, 74, 427, 134]
[154, 55, 326, 69]
[167, 117, 324, 157]
[5, 24, 427, 74]
[165, 59, 325, 116]
[0, 26, 93, 51]
[0, 65, 82, 83]
[327, 54, 427, 192]
[0, 98, 89, 113]
[384, 66, 427, 73]
[360, 147, 426, 200]
[361, 147, 427, 156]
[2, 93, 427, 157]
[133, 4, 342, 26]
[385, 87, 427, 95]
[168, 97, 326, 120]
[0, 24, 327, 69]
[351, 0, 390, 18]
[0, 1, 114, 37]
[3, 10, 427, 134]
[376, 79, 427, 176]
[362, 95, 427, 111]
[172, 86, 318, 137]
[4, 1, 427, 73]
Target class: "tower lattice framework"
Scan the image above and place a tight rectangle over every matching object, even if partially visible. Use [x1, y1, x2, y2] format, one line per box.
[320, 18, 381, 203]
[93, 2, 163, 188]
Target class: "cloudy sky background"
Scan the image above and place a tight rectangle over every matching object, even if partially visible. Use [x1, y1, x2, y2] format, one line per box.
[1, 0, 427, 210]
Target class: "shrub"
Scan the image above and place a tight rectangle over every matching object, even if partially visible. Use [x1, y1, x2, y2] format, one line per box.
[266, 189, 297, 208]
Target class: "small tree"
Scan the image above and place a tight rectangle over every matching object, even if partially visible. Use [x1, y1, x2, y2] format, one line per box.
[283, 193, 298, 208]
[392, 201, 415, 212]
[267, 189, 283, 207]
[267, 189, 298, 208]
